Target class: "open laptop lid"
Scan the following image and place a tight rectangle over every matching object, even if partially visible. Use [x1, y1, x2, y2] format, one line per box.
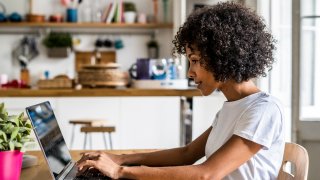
[26, 101, 72, 179]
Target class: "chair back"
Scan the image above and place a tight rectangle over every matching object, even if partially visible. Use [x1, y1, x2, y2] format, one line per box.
[278, 142, 309, 180]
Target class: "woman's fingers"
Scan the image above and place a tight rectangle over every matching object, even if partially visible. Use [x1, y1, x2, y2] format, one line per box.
[77, 160, 97, 174]
[77, 152, 102, 164]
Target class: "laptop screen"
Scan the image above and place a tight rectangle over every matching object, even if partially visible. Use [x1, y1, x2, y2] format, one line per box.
[26, 101, 72, 178]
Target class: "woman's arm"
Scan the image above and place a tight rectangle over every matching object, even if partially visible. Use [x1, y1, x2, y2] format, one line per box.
[119, 127, 212, 166]
[117, 135, 262, 180]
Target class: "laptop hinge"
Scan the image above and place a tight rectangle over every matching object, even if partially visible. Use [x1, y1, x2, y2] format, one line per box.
[57, 161, 75, 180]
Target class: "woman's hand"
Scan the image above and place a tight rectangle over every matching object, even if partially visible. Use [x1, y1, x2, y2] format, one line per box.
[76, 151, 123, 179]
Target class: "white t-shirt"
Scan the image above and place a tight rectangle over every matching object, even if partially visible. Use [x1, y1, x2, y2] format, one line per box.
[205, 92, 285, 180]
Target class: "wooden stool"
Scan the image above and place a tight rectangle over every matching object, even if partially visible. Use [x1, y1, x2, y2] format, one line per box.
[81, 126, 116, 150]
[69, 119, 108, 149]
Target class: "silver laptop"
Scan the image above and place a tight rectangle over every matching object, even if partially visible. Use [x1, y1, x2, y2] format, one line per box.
[26, 101, 109, 180]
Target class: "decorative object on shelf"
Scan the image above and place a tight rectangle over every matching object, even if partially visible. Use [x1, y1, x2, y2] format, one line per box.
[162, 0, 169, 23]
[66, 8, 78, 22]
[43, 32, 72, 58]
[26, 14, 45, 22]
[37, 74, 73, 89]
[124, 2, 137, 23]
[79, 0, 92, 22]
[8, 12, 22, 22]
[75, 50, 116, 72]
[49, 14, 64, 22]
[0, 103, 34, 180]
[147, 34, 159, 59]
[78, 63, 129, 88]
[26, 0, 45, 23]
[152, 0, 159, 23]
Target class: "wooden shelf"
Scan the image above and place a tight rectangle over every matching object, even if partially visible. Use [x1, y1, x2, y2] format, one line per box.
[0, 22, 173, 29]
[0, 88, 201, 97]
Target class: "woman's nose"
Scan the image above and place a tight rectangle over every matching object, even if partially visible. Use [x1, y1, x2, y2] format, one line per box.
[187, 67, 195, 79]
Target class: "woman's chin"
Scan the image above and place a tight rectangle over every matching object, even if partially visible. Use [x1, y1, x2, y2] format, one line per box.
[198, 88, 216, 96]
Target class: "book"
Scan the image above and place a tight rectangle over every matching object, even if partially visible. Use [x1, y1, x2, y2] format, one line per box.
[101, 2, 113, 22]
[106, 0, 117, 23]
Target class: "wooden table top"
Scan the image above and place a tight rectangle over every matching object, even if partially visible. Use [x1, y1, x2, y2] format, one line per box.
[21, 149, 157, 180]
[0, 88, 201, 97]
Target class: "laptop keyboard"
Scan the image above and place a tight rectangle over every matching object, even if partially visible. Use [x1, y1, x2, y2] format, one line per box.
[74, 168, 111, 180]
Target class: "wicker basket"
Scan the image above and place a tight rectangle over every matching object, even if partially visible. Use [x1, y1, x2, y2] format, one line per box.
[78, 64, 128, 87]
[37, 76, 73, 89]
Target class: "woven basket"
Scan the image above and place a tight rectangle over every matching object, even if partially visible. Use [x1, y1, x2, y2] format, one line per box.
[78, 64, 128, 87]
[37, 75, 73, 89]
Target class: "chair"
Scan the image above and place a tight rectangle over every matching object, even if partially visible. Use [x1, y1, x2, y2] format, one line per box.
[278, 142, 309, 180]
[81, 126, 116, 150]
[69, 119, 111, 149]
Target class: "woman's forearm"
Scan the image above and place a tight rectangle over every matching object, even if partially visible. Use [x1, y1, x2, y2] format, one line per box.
[119, 146, 199, 167]
[118, 164, 217, 180]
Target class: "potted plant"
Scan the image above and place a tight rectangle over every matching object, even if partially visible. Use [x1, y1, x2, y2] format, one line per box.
[124, 2, 137, 23]
[43, 32, 73, 58]
[0, 102, 33, 180]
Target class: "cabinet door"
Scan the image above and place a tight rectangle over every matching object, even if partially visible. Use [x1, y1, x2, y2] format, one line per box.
[119, 97, 180, 149]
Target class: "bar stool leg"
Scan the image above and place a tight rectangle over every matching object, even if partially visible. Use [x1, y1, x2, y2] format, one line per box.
[108, 133, 113, 150]
[103, 132, 108, 149]
[89, 133, 93, 150]
[69, 124, 75, 149]
[84, 132, 87, 150]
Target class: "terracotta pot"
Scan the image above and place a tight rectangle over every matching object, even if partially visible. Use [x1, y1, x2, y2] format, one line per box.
[0, 150, 23, 180]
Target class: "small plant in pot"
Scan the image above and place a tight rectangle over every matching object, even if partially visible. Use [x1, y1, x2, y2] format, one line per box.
[43, 32, 73, 58]
[124, 2, 137, 23]
[0, 103, 33, 180]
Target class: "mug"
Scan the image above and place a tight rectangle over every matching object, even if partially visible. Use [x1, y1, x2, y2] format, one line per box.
[129, 58, 151, 80]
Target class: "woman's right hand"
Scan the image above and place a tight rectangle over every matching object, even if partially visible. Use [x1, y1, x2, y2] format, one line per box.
[77, 151, 124, 166]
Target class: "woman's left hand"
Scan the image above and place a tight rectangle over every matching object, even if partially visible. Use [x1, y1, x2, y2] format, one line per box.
[76, 152, 121, 179]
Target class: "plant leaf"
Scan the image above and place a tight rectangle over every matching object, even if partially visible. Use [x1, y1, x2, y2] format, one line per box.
[0, 130, 7, 142]
[10, 127, 19, 140]
[9, 140, 14, 150]
[8, 115, 19, 127]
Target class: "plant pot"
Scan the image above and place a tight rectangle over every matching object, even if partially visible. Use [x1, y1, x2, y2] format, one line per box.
[0, 150, 23, 180]
[124, 11, 136, 23]
[47, 47, 71, 58]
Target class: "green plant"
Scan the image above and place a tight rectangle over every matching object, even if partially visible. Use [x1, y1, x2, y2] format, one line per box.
[124, 2, 137, 12]
[0, 103, 33, 152]
[43, 32, 73, 48]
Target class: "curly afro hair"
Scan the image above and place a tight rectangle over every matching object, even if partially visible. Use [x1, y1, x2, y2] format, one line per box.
[172, 2, 275, 83]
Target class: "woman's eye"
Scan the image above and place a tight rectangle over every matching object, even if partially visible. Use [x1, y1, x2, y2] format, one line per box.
[191, 60, 198, 64]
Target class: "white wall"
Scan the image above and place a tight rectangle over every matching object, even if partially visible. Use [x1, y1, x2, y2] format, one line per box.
[0, 0, 173, 85]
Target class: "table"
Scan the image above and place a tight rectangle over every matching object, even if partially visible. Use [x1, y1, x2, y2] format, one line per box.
[21, 149, 157, 180]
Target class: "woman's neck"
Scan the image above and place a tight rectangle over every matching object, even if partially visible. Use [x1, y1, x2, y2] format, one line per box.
[219, 80, 260, 102]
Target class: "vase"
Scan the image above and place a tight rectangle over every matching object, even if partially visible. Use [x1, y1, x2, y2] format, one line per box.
[0, 150, 24, 180]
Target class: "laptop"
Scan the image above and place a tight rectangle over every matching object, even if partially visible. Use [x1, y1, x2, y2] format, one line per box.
[26, 101, 110, 180]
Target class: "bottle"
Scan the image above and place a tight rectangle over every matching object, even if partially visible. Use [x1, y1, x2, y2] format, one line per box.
[79, 0, 92, 22]
[20, 68, 30, 86]
[147, 35, 159, 59]
[167, 58, 177, 80]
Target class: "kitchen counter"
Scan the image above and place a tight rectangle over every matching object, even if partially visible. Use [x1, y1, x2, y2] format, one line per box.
[0, 88, 201, 97]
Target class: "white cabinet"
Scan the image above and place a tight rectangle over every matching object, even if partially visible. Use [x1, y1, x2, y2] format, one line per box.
[2, 97, 181, 150]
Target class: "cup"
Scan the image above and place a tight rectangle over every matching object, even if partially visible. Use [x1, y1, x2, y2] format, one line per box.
[129, 58, 151, 80]
[0, 74, 8, 86]
[66, 8, 78, 22]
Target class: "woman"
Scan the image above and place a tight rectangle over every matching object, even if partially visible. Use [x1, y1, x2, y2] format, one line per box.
[77, 2, 285, 179]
